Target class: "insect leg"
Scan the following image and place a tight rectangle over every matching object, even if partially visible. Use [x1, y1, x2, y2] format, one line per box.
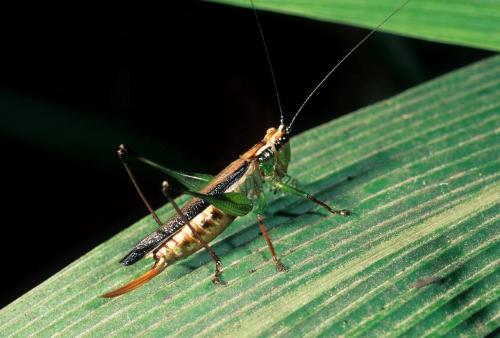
[161, 181, 224, 284]
[117, 145, 163, 226]
[256, 195, 288, 272]
[273, 174, 298, 194]
[272, 181, 350, 216]
[283, 174, 298, 187]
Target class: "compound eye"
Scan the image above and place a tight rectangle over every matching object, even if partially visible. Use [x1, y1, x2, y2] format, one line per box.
[258, 148, 273, 162]
[275, 135, 289, 149]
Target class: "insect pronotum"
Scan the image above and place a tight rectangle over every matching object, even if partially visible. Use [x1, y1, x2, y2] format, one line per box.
[101, 0, 412, 298]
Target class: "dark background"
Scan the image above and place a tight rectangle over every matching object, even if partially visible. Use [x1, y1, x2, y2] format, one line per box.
[0, 0, 492, 308]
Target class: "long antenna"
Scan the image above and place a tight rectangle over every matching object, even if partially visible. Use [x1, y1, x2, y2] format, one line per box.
[250, 0, 284, 125]
[288, 0, 412, 131]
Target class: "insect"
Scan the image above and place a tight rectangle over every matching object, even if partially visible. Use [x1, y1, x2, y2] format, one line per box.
[101, 0, 411, 298]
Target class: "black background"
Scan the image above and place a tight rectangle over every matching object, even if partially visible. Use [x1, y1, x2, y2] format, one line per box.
[0, 0, 492, 308]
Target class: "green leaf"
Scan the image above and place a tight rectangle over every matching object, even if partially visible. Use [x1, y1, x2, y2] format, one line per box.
[1, 55, 498, 336]
[211, 0, 500, 51]
[184, 191, 253, 217]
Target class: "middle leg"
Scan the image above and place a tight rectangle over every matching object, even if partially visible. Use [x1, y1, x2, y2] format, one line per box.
[256, 194, 287, 272]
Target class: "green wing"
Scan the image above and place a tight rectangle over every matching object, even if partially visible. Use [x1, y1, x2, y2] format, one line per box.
[138, 157, 214, 191]
[132, 153, 251, 215]
[183, 190, 253, 217]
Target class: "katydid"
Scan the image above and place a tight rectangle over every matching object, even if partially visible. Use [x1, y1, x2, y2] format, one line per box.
[102, 0, 411, 298]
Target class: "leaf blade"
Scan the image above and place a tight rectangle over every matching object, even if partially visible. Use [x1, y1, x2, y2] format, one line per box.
[212, 0, 500, 51]
[1, 55, 499, 336]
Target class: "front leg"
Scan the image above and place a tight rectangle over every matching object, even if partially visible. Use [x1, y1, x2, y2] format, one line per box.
[271, 180, 350, 216]
[282, 173, 298, 187]
[273, 173, 298, 195]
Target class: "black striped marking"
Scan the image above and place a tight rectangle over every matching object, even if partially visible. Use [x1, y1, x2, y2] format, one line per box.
[120, 162, 250, 265]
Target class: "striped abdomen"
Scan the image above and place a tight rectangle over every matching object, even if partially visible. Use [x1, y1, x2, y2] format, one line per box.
[154, 205, 235, 263]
